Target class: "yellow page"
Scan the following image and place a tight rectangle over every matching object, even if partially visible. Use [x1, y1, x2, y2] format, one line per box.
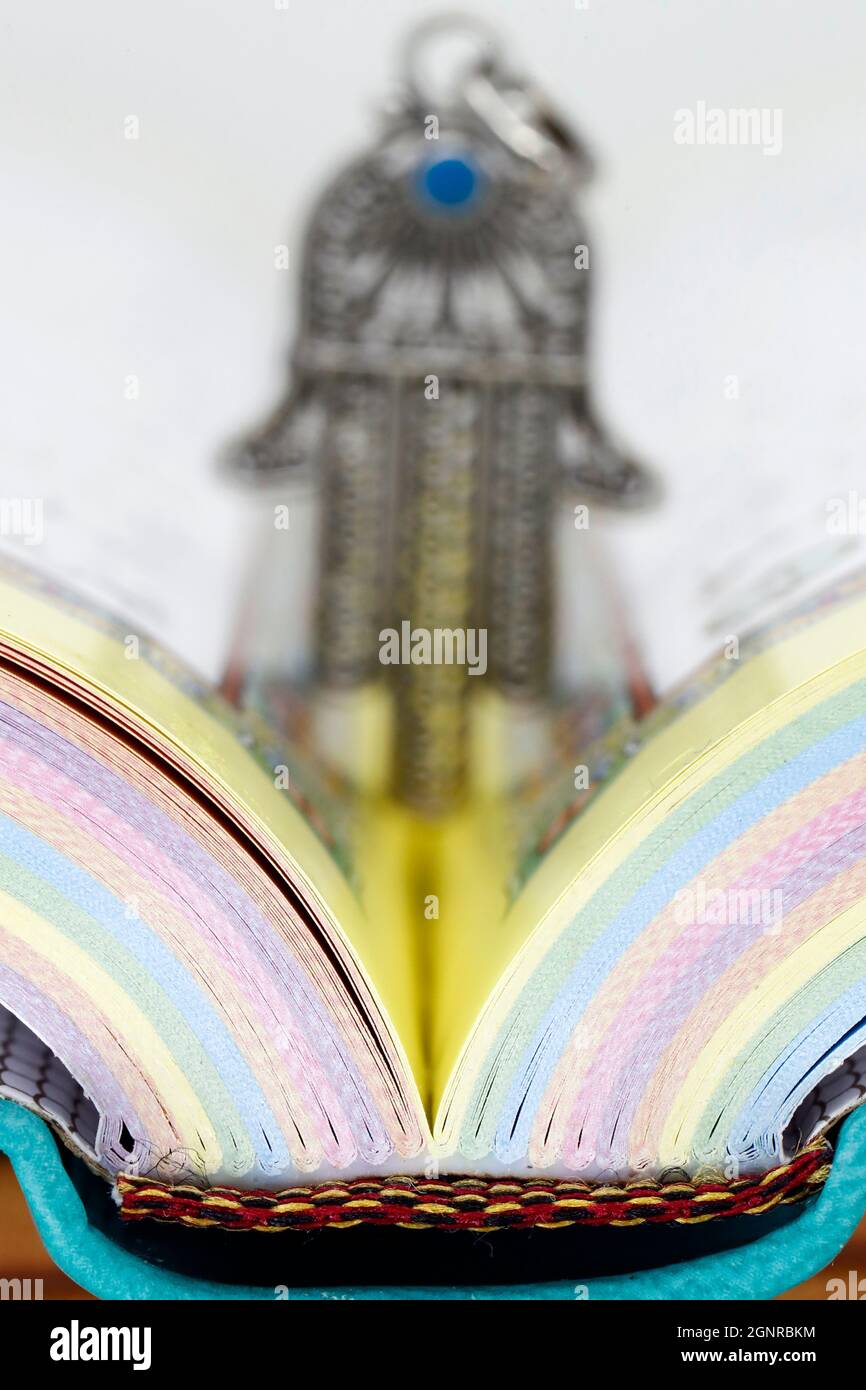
[431, 590, 866, 1119]
[0, 573, 424, 1087]
[426, 797, 511, 1115]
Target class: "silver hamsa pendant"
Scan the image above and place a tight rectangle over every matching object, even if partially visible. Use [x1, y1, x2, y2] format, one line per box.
[229, 15, 658, 812]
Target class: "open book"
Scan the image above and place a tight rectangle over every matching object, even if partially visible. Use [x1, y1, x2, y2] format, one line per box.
[1, 561, 865, 1193]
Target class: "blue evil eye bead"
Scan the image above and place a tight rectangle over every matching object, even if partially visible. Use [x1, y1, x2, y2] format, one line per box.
[415, 155, 483, 213]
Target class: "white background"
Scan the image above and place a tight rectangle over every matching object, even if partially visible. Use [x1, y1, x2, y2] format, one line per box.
[1, 0, 864, 686]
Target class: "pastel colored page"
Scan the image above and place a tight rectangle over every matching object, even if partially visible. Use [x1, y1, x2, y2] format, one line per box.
[0, 568, 428, 1186]
[433, 581, 866, 1178]
[3, 560, 866, 1191]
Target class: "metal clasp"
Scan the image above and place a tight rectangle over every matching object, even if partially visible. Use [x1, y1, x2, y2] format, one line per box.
[402, 12, 594, 180]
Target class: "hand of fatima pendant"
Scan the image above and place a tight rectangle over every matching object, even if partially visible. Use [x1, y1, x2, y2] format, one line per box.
[231, 15, 659, 813]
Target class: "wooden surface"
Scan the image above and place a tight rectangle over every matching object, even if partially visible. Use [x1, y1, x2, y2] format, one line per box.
[0, 1155, 861, 1300]
[0, 1155, 93, 1299]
